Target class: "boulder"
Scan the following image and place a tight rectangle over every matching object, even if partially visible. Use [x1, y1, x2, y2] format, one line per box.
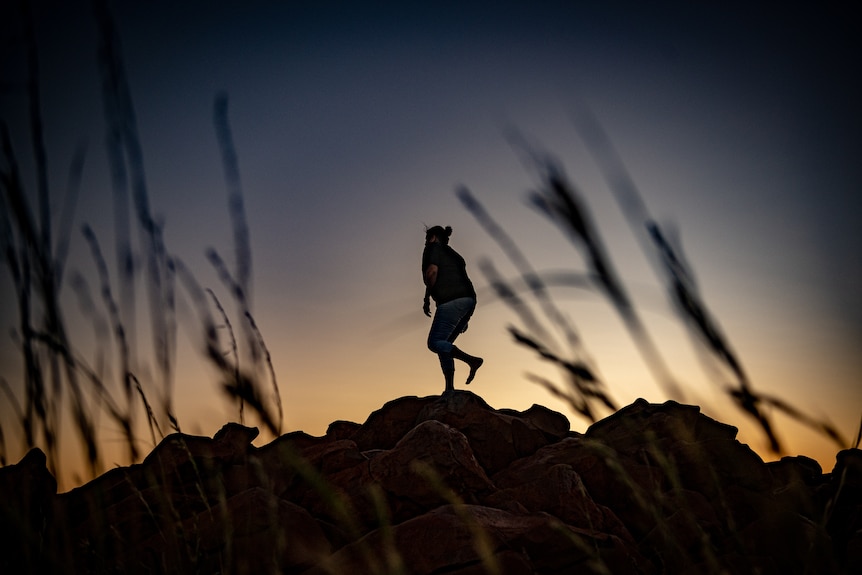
[587, 399, 773, 498]
[501, 402, 571, 440]
[370, 420, 495, 513]
[486, 462, 630, 541]
[827, 448, 862, 571]
[304, 504, 651, 575]
[298, 438, 366, 476]
[0, 448, 57, 573]
[494, 435, 663, 536]
[325, 420, 361, 441]
[351, 395, 439, 451]
[416, 391, 552, 475]
[62, 485, 332, 574]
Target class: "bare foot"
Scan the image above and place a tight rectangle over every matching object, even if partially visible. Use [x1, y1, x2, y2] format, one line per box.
[464, 357, 483, 385]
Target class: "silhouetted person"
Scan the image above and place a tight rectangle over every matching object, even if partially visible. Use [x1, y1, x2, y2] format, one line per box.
[422, 225, 484, 393]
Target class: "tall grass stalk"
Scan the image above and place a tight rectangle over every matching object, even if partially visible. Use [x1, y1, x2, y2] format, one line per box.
[1, 0, 283, 488]
[457, 186, 616, 423]
[573, 107, 849, 453]
[462, 123, 850, 456]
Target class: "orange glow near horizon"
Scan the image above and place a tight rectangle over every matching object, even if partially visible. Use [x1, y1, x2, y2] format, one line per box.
[19, 296, 858, 493]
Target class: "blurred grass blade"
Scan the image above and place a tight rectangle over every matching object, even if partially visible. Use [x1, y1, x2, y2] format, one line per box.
[53, 142, 87, 287]
[82, 224, 138, 461]
[477, 257, 555, 347]
[457, 184, 583, 353]
[855, 415, 862, 449]
[245, 309, 283, 434]
[521, 148, 684, 400]
[207, 287, 243, 422]
[728, 387, 782, 453]
[213, 93, 253, 312]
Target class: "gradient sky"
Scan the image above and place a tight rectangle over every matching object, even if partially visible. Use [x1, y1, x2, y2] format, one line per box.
[2, 1, 860, 489]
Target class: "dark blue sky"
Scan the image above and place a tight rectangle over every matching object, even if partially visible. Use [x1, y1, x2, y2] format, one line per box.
[1, 0, 860, 485]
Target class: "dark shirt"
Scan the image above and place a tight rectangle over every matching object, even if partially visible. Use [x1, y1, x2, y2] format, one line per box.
[422, 243, 476, 305]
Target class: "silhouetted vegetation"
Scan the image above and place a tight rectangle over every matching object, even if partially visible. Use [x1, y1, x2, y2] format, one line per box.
[459, 120, 848, 457]
[1, 0, 282, 487]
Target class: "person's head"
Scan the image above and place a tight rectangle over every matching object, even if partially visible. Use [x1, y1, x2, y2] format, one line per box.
[425, 225, 452, 245]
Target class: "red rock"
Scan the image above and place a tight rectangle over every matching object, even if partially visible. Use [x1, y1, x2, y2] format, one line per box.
[500, 402, 571, 440]
[486, 462, 631, 541]
[304, 504, 650, 575]
[4, 396, 854, 574]
[112, 486, 332, 574]
[351, 395, 439, 451]
[0, 448, 57, 573]
[586, 398, 737, 450]
[298, 439, 366, 475]
[826, 449, 862, 572]
[325, 419, 361, 440]
[416, 391, 551, 475]
[369, 420, 495, 520]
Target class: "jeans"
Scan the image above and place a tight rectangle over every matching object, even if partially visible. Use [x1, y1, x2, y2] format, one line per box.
[427, 297, 476, 373]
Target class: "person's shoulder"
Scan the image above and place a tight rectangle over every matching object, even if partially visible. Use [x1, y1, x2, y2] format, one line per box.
[443, 244, 462, 258]
[423, 242, 442, 262]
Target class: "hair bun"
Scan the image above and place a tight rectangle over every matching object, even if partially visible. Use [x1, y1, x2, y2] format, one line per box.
[424, 225, 452, 244]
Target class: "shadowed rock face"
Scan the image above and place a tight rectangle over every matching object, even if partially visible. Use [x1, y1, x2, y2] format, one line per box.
[1, 391, 858, 574]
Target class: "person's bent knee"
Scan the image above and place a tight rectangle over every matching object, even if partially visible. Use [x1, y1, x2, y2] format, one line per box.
[428, 339, 453, 354]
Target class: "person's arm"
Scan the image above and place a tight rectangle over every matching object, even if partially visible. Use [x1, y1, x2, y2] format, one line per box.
[423, 264, 437, 317]
[424, 264, 438, 289]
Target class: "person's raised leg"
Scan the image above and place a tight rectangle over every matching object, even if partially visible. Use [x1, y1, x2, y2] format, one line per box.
[451, 346, 483, 385]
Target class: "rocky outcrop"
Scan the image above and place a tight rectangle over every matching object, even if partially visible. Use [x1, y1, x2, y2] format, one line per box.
[0, 392, 859, 574]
